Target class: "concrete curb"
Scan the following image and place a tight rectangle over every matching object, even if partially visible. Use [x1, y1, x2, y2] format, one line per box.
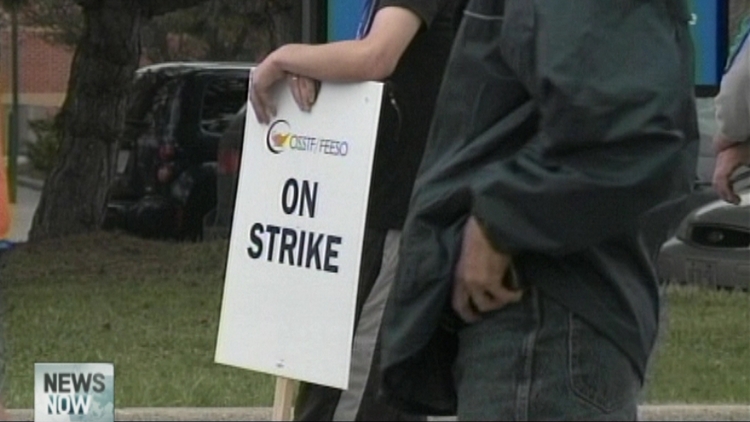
[8, 405, 750, 421]
[16, 176, 44, 191]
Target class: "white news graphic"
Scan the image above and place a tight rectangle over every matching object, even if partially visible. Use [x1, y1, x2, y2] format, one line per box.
[34, 363, 115, 422]
[215, 80, 383, 389]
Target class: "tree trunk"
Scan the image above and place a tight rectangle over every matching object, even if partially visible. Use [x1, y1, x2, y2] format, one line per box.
[268, 0, 296, 52]
[29, 0, 142, 241]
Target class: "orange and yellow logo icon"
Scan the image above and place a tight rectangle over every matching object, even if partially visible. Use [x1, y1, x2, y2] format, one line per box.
[266, 120, 292, 154]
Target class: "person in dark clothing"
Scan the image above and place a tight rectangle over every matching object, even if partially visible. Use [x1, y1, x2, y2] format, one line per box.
[378, 1, 700, 420]
[249, 0, 463, 420]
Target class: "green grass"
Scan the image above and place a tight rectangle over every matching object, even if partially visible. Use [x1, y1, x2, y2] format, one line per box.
[1, 232, 274, 408]
[645, 286, 750, 403]
[1, 232, 748, 408]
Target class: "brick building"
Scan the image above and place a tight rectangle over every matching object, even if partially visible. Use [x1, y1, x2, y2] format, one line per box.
[0, 24, 201, 158]
[0, 26, 74, 155]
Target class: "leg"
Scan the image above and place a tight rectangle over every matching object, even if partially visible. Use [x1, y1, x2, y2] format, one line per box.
[454, 288, 640, 421]
[334, 230, 425, 421]
[294, 229, 387, 421]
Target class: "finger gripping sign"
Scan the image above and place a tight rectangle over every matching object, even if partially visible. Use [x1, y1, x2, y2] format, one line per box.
[215, 77, 383, 391]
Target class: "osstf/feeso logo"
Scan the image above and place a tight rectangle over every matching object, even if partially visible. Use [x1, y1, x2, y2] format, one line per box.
[34, 363, 114, 422]
[266, 119, 350, 157]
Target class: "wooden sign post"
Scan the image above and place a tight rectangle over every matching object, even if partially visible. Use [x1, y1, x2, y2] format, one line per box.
[272, 377, 298, 421]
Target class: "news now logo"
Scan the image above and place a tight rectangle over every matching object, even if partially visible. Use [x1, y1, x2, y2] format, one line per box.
[34, 363, 115, 422]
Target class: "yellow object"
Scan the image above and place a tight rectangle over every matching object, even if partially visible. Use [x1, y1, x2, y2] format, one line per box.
[0, 156, 10, 238]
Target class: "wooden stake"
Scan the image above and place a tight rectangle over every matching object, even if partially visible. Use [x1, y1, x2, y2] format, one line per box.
[272, 377, 297, 421]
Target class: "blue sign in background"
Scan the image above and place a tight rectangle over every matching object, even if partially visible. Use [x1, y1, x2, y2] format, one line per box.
[327, 0, 729, 90]
[688, 0, 728, 88]
[328, 0, 366, 41]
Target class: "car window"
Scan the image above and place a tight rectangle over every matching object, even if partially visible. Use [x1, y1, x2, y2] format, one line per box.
[200, 76, 249, 136]
[123, 77, 182, 147]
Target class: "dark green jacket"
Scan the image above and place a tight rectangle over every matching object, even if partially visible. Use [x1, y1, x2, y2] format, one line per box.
[380, 0, 700, 415]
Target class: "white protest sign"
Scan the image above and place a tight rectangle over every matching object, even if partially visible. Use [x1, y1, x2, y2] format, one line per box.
[215, 77, 383, 389]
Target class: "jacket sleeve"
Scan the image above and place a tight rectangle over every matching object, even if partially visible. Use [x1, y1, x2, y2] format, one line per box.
[471, 0, 698, 256]
[715, 35, 750, 144]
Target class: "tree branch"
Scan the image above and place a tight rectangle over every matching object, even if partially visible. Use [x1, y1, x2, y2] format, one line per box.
[140, 0, 208, 18]
[74, 0, 100, 9]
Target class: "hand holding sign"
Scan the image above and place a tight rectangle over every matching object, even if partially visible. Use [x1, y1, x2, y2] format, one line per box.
[288, 75, 321, 113]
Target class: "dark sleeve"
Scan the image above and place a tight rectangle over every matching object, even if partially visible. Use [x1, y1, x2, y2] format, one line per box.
[472, 0, 698, 256]
[378, 0, 440, 27]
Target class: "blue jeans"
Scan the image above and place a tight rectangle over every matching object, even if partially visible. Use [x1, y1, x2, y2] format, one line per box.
[453, 288, 640, 421]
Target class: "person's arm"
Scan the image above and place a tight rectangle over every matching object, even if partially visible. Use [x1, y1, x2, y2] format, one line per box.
[712, 36, 750, 204]
[469, 2, 697, 257]
[713, 142, 750, 204]
[250, 6, 423, 123]
[715, 36, 750, 148]
[269, 7, 422, 81]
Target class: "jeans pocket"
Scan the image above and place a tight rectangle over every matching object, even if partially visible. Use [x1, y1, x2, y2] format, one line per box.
[567, 313, 639, 414]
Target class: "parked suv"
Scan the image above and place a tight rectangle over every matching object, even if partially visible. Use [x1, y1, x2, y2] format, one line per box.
[105, 62, 252, 240]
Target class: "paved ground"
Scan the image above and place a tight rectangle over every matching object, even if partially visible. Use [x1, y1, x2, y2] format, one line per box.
[5, 179, 41, 243]
[7, 405, 750, 421]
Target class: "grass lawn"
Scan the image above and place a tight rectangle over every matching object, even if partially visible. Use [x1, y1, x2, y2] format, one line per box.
[646, 286, 750, 403]
[1, 232, 273, 408]
[1, 232, 748, 408]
